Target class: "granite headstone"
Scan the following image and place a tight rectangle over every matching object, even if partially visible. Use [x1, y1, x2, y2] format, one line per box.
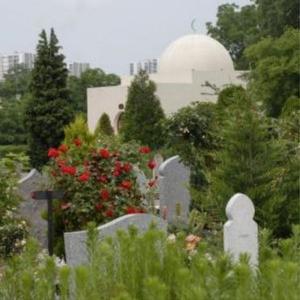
[158, 155, 191, 224]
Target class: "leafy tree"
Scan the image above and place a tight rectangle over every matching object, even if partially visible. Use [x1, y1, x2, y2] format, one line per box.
[217, 85, 246, 111]
[0, 100, 27, 145]
[24, 29, 74, 170]
[245, 28, 300, 117]
[163, 102, 217, 189]
[206, 3, 260, 69]
[68, 68, 120, 114]
[94, 113, 114, 136]
[0, 64, 31, 101]
[255, 0, 299, 38]
[121, 70, 165, 149]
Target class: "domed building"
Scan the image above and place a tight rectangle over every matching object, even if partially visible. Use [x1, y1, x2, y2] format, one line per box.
[87, 34, 246, 132]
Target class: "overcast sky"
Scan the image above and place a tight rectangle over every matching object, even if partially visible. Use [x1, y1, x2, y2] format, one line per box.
[0, 0, 251, 75]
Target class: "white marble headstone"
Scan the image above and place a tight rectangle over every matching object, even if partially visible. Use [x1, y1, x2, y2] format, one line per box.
[158, 155, 191, 224]
[223, 193, 258, 267]
[64, 213, 167, 267]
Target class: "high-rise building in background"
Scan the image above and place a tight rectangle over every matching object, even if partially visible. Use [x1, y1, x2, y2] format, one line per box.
[69, 62, 90, 77]
[0, 52, 35, 80]
[129, 59, 158, 75]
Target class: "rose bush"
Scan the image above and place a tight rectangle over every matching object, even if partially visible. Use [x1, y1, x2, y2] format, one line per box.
[47, 137, 157, 233]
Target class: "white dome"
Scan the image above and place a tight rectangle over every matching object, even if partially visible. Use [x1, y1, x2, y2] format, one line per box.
[159, 34, 234, 74]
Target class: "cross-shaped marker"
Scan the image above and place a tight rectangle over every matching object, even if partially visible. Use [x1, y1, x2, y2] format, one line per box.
[31, 190, 64, 256]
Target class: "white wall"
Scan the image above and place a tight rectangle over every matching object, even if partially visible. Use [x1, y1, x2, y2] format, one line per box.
[87, 70, 247, 133]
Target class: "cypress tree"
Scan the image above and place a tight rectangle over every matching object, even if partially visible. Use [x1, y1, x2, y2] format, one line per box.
[208, 97, 281, 228]
[94, 113, 114, 136]
[121, 70, 165, 149]
[24, 29, 73, 169]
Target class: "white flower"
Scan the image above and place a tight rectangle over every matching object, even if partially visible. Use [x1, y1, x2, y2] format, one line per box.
[167, 234, 176, 243]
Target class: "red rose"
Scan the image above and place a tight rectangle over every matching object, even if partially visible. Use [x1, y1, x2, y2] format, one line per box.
[99, 175, 108, 183]
[100, 189, 110, 200]
[125, 206, 144, 214]
[99, 148, 110, 159]
[125, 206, 137, 214]
[120, 180, 132, 190]
[61, 202, 71, 210]
[139, 146, 151, 154]
[78, 172, 90, 182]
[115, 161, 122, 169]
[105, 209, 114, 218]
[73, 138, 82, 147]
[61, 165, 77, 175]
[58, 144, 68, 153]
[48, 148, 60, 158]
[95, 202, 103, 212]
[113, 170, 121, 177]
[147, 160, 156, 170]
[122, 162, 132, 173]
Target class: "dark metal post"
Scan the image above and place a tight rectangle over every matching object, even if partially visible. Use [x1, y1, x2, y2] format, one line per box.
[32, 190, 64, 256]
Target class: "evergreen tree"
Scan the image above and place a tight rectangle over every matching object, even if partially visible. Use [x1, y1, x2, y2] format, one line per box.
[94, 113, 114, 136]
[207, 97, 282, 229]
[121, 70, 165, 149]
[24, 29, 73, 169]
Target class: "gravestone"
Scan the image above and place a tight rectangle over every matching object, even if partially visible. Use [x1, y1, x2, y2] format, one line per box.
[158, 155, 191, 224]
[18, 169, 48, 248]
[64, 213, 167, 267]
[223, 193, 258, 267]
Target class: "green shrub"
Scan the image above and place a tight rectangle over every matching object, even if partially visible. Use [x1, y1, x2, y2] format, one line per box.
[94, 113, 114, 137]
[63, 114, 95, 145]
[1, 226, 299, 299]
[0, 156, 29, 258]
[0, 145, 28, 159]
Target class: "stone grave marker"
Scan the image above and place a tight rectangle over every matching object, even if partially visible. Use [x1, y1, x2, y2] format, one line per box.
[64, 213, 167, 267]
[223, 193, 258, 267]
[18, 169, 49, 248]
[158, 155, 191, 224]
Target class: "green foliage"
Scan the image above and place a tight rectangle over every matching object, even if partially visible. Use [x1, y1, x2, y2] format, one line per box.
[255, 0, 299, 38]
[68, 68, 120, 114]
[0, 156, 29, 258]
[205, 98, 284, 229]
[217, 85, 246, 111]
[246, 28, 300, 117]
[206, 3, 260, 69]
[24, 29, 74, 170]
[63, 114, 95, 145]
[163, 102, 217, 190]
[0, 100, 27, 145]
[1, 226, 300, 299]
[0, 144, 28, 159]
[0, 64, 31, 101]
[94, 113, 114, 137]
[121, 70, 165, 149]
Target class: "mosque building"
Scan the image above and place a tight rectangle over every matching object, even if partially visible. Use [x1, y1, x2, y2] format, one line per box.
[87, 33, 247, 132]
